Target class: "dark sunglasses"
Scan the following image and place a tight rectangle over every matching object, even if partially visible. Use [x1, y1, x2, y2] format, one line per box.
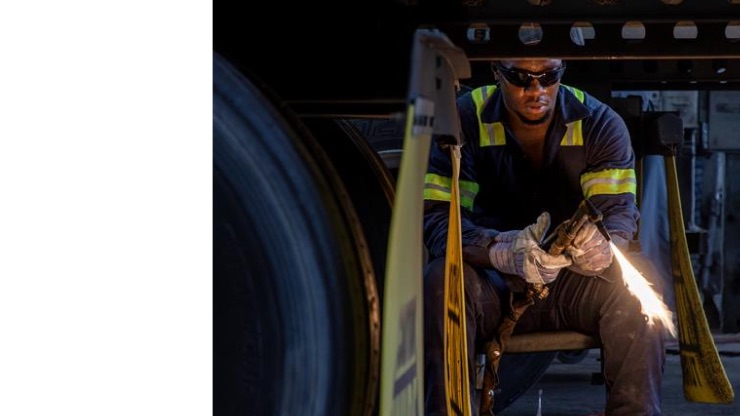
[493, 63, 566, 88]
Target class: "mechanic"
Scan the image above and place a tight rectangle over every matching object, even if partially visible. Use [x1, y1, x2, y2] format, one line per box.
[422, 58, 667, 416]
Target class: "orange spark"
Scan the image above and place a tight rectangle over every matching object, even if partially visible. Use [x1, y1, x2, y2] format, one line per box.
[610, 242, 677, 337]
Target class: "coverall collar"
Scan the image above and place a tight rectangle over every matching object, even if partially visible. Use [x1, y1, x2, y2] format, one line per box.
[478, 84, 591, 126]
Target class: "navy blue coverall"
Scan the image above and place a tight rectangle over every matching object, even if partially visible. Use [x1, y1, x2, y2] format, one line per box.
[423, 85, 666, 415]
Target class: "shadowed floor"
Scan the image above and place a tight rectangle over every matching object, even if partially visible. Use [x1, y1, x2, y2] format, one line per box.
[500, 333, 740, 416]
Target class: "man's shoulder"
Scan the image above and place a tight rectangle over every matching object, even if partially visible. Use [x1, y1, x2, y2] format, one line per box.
[563, 86, 623, 125]
[560, 85, 602, 109]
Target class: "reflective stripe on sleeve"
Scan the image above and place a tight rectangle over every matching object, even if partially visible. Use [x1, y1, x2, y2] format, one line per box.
[458, 180, 479, 210]
[423, 173, 479, 210]
[580, 168, 637, 198]
[423, 173, 453, 202]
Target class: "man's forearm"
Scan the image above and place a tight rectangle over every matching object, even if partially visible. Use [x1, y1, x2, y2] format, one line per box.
[463, 245, 493, 268]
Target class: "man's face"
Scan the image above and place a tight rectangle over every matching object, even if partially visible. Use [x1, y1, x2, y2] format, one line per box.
[495, 59, 565, 126]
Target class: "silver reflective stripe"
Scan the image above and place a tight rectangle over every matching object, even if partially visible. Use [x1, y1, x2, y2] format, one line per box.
[424, 182, 452, 193]
[563, 123, 575, 146]
[460, 187, 476, 202]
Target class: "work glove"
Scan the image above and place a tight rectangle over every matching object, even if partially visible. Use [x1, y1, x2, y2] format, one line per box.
[488, 212, 573, 285]
[565, 221, 613, 276]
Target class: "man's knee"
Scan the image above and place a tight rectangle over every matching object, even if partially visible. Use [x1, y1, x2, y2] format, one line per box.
[424, 257, 483, 297]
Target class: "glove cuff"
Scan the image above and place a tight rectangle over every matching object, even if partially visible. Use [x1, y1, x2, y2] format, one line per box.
[488, 239, 521, 276]
[492, 229, 520, 244]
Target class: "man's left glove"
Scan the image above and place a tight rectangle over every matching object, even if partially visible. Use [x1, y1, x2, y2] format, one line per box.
[565, 221, 613, 276]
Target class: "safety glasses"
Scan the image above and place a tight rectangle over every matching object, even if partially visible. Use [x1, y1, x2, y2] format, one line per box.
[494, 63, 566, 88]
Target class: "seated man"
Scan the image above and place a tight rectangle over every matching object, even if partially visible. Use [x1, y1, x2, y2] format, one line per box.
[422, 58, 667, 416]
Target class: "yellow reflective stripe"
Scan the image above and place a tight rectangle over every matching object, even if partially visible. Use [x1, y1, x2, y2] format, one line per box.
[472, 86, 505, 147]
[459, 180, 479, 210]
[425, 173, 451, 191]
[424, 187, 452, 202]
[459, 179, 479, 194]
[560, 85, 585, 146]
[573, 119, 583, 146]
[472, 86, 487, 110]
[425, 172, 451, 187]
[491, 122, 505, 145]
[423, 174, 478, 210]
[424, 173, 452, 202]
[459, 196, 474, 211]
[561, 120, 584, 146]
[560, 84, 586, 146]
[581, 168, 637, 198]
[473, 87, 492, 147]
[480, 120, 495, 147]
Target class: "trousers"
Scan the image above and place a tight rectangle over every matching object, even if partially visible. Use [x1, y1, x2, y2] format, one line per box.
[423, 255, 667, 416]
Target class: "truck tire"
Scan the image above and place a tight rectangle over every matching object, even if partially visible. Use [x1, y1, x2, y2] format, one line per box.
[350, 84, 473, 177]
[300, 118, 394, 304]
[213, 53, 379, 416]
[348, 118, 405, 179]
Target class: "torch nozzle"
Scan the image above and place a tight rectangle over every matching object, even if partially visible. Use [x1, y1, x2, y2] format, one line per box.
[595, 220, 612, 242]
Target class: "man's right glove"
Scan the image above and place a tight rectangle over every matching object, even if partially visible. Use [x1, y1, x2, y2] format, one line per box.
[488, 212, 573, 285]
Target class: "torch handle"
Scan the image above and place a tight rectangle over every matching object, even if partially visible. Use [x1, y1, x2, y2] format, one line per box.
[548, 214, 589, 255]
